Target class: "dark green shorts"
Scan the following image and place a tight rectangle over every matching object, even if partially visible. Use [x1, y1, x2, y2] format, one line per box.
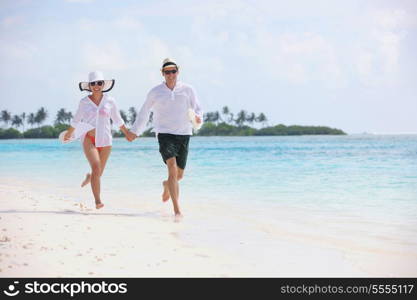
[157, 133, 191, 170]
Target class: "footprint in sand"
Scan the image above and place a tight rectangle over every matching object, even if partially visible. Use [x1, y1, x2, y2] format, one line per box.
[195, 254, 210, 258]
[0, 236, 11, 242]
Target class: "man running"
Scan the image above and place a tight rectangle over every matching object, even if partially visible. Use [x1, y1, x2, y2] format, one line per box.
[128, 58, 203, 220]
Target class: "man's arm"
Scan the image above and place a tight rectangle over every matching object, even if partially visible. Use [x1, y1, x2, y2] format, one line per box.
[189, 86, 203, 124]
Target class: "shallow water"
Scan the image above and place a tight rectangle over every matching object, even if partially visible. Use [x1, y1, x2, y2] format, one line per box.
[1, 135, 417, 273]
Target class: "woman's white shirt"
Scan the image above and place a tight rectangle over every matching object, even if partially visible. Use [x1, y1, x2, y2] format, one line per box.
[70, 94, 124, 147]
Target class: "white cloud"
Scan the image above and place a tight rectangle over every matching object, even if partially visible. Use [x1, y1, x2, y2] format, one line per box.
[82, 43, 131, 71]
[113, 16, 143, 31]
[65, 0, 95, 3]
[1, 15, 24, 28]
[354, 8, 415, 86]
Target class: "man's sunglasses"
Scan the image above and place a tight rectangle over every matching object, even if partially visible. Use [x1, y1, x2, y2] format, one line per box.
[90, 81, 104, 86]
[163, 70, 177, 75]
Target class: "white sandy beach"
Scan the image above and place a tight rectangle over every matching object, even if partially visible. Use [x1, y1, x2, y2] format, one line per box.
[1, 177, 416, 277]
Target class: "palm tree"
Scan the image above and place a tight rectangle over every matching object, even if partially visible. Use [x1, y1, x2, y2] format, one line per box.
[147, 112, 153, 127]
[120, 110, 128, 124]
[55, 108, 67, 125]
[246, 112, 256, 125]
[228, 112, 234, 124]
[11, 115, 23, 130]
[20, 112, 26, 132]
[1, 110, 11, 127]
[128, 107, 137, 125]
[221, 106, 229, 123]
[64, 111, 73, 124]
[235, 110, 247, 126]
[27, 113, 36, 128]
[203, 112, 214, 123]
[256, 113, 267, 127]
[212, 111, 220, 124]
[34, 107, 47, 127]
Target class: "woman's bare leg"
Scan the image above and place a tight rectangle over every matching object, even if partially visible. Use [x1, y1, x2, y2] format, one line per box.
[81, 147, 111, 187]
[98, 146, 111, 176]
[83, 138, 107, 209]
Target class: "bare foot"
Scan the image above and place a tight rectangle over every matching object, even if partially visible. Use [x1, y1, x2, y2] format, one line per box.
[162, 181, 170, 202]
[174, 213, 183, 223]
[96, 202, 104, 209]
[81, 173, 91, 187]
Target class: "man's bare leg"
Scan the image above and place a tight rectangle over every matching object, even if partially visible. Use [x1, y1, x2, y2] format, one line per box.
[162, 180, 170, 202]
[165, 157, 182, 216]
[162, 167, 184, 202]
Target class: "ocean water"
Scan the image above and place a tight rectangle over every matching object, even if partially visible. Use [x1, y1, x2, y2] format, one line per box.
[1, 135, 416, 215]
[1, 135, 417, 272]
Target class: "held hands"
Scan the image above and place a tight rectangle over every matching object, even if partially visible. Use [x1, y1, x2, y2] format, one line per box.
[195, 116, 202, 124]
[125, 130, 138, 142]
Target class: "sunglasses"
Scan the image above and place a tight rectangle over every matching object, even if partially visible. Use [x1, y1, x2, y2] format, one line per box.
[90, 81, 104, 86]
[163, 70, 177, 75]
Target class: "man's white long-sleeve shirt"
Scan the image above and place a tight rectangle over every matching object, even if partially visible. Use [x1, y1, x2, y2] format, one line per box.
[131, 81, 203, 136]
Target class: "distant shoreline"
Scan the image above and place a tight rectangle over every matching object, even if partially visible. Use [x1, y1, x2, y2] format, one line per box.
[0, 122, 346, 139]
[1, 106, 346, 139]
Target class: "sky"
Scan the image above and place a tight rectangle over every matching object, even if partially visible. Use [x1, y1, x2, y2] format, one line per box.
[0, 0, 416, 134]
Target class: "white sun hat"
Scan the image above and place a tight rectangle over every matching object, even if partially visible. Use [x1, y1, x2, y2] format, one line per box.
[79, 71, 115, 92]
[161, 58, 179, 70]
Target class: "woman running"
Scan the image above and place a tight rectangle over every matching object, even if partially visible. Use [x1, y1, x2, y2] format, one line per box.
[64, 71, 134, 209]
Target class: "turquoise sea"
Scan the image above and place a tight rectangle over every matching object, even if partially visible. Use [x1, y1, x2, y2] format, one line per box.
[1, 135, 416, 218]
[1, 135, 417, 275]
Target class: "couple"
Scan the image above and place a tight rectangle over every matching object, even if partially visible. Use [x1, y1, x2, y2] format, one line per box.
[63, 58, 203, 220]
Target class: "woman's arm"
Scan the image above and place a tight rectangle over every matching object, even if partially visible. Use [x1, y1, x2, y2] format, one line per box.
[65, 100, 84, 141]
[110, 99, 136, 141]
[64, 126, 75, 141]
[119, 124, 136, 141]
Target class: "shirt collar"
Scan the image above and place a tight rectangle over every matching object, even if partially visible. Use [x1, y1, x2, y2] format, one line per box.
[83, 94, 108, 107]
[162, 80, 183, 90]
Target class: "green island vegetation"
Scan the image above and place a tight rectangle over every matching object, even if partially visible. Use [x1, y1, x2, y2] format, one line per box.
[0, 106, 345, 139]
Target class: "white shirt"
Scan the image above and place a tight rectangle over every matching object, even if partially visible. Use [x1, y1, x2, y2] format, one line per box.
[70, 94, 125, 147]
[131, 81, 203, 136]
